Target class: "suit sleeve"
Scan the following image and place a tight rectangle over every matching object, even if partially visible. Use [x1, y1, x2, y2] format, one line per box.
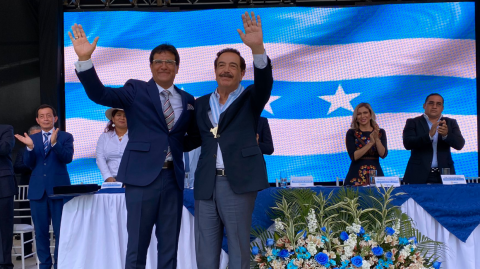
[76, 67, 137, 109]
[23, 145, 36, 170]
[443, 119, 465, 150]
[379, 129, 388, 158]
[51, 133, 74, 164]
[250, 58, 274, 116]
[258, 118, 274, 155]
[183, 97, 202, 152]
[345, 129, 356, 161]
[0, 126, 14, 156]
[402, 118, 431, 150]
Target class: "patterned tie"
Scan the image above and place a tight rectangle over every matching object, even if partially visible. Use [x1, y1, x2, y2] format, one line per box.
[43, 133, 51, 154]
[161, 90, 175, 159]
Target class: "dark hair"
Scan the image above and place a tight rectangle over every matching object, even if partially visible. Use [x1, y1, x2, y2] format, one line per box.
[104, 109, 122, 133]
[28, 125, 41, 135]
[214, 48, 246, 72]
[149, 44, 180, 65]
[424, 93, 444, 105]
[36, 104, 57, 118]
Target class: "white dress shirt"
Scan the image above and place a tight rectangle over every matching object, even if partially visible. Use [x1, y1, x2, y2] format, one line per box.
[26, 127, 55, 151]
[96, 131, 129, 180]
[209, 51, 268, 169]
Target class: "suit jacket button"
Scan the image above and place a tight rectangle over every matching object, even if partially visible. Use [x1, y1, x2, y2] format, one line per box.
[213, 154, 217, 158]
[44, 163, 46, 166]
[164, 150, 167, 153]
[217, 134, 220, 138]
[44, 174, 46, 176]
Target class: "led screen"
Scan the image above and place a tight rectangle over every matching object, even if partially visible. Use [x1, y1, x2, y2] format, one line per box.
[64, 3, 477, 185]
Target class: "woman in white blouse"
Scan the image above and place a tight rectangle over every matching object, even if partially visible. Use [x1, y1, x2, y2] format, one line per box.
[96, 108, 128, 182]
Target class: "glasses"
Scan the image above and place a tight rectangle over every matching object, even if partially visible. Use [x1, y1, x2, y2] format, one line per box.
[152, 59, 176, 66]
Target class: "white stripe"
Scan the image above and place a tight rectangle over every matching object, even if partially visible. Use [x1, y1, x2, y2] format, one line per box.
[66, 113, 476, 160]
[65, 38, 476, 85]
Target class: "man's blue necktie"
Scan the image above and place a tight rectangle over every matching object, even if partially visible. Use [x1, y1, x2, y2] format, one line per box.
[43, 133, 51, 154]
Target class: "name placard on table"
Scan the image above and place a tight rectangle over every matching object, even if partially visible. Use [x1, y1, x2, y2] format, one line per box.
[374, 177, 401, 188]
[101, 182, 123, 189]
[290, 176, 314, 187]
[441, 175, 466, 185]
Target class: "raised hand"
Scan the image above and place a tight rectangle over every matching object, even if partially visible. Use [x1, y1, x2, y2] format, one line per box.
[237, 12, 264, 54]
[429, 121, 440, 138]
[438, 120, 448, 137]
[68, 23, 99, 61]
[15, 133, 34, 149]
[51, 129, 59, 146]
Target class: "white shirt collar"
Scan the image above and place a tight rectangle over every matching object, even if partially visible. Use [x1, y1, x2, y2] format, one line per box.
[42, 127, 55, 135]
[423, 113, 442, 123]
[109, 130, 128, 138]
[156, 84, 177, 97]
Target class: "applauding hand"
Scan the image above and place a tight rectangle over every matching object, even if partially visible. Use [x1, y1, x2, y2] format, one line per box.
[237, 12, 264, 54]
[50, 129, 59, 146]
[68, 23, 99, 61]
[438, 120, 448, 137]
[15, 133, 34, 149]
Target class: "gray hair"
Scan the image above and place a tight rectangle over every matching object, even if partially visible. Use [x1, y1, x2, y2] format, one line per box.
[28, 125, 42, 135]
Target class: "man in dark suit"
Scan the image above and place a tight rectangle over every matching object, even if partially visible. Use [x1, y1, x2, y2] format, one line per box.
[15, 105, 74, 269]
[69, 24, 198, 269]
[0, 125, 16, 269]
[13, 125, 41, 259]
[188, 12, 273, 269]
[257, 116, 274, 155]
[403, 93, 465, 184]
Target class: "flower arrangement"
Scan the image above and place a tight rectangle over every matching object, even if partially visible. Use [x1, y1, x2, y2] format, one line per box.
[251, 187, 444, 269]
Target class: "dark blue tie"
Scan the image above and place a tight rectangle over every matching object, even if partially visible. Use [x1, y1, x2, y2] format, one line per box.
[184, 152, 190, 173]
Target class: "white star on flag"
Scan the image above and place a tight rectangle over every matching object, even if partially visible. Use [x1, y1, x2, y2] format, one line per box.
[264, 96, 281, 115]
[319, 85, 361, 115]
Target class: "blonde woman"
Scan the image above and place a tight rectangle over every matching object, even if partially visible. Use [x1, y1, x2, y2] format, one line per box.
[345, 103, 387, 186]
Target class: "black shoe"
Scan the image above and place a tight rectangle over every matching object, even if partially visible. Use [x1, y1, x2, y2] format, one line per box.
[16, 254, 33, 261]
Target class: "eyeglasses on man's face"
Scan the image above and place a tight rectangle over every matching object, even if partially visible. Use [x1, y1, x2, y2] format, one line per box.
[152, 59, 176, 66]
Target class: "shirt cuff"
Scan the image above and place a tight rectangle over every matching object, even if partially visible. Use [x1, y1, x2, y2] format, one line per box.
[75, 59, 94, 72]
[442, 135, 448, 140]
[26, 146, 33, 151]
[51, 142, 56, 147]
[253, 50, 268, 69]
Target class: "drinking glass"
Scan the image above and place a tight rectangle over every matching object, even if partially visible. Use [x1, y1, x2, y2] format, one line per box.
[441, 168, 450, 175]
[369, 170, 377, 185]
[280, 171, 288, 188]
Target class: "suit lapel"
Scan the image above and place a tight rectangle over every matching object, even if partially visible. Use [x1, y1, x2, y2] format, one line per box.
[204, 97, 214, 129]
[419, 115, 430, 134]
[34, 133, 46, 158]
[217, 90, 247, 133]
[171, 86, 187, 132]
[146, 79, 168, 132]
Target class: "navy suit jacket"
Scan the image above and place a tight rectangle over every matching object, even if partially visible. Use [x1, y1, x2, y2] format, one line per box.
[257, 117, 274, 155]
[76, 67, 197, 189]
[403, 115, 465, 184]
[188, 59, 273, 200]
[0, 125, 16, 198]
[24, 131, 74, 200]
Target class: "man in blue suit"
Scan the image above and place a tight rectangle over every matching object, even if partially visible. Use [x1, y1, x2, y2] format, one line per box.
[0, 125, 16, 269]
[68, 24, 199, 269]
[15, 105, 74, 269]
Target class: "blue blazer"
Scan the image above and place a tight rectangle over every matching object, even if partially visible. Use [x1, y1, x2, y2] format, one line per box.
[76, 67, 198, 189]
[24, 131, 74, 200]
[0, 124, 16, 198]
[257, 117, 274, 155]
[190, 59, 273, 200]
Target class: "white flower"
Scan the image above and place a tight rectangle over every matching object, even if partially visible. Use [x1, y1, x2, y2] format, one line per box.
[275, 218, 285, 231]
[306, 208, 318, 233]
[346, 223, 361, 234]
[307, 242, 318, 255]
[361, 260, 371, 269]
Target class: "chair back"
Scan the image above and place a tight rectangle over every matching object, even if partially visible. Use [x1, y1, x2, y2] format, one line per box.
[14, 185, 31, 219]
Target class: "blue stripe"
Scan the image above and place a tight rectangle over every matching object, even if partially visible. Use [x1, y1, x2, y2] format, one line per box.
[66, 76, 476, 120]
[64, 3, 474, 50]
[68, 151, 477, 185]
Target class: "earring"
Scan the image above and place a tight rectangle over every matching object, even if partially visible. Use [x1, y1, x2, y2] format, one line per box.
[112, 123, 115, 127]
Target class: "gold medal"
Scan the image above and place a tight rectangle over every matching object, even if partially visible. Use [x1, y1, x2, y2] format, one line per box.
[210, 126, 219, 138]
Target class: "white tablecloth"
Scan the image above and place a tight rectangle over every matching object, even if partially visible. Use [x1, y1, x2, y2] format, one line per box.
[58, 194, 228, 269]
[400, 198, 480, 269]
[59, 194, 479, 269]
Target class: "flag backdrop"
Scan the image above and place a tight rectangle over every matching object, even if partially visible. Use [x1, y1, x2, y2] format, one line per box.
[64, 3, 476, 185]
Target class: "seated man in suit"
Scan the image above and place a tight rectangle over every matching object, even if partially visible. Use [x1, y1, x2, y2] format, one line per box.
[403, 93, 465, 184]
[189, 12, 273, 269]
[0, 125, 16, 269]
[13, 124, 41, 258]
[15, 105, 74, 269]
[257, 116, 274, 155]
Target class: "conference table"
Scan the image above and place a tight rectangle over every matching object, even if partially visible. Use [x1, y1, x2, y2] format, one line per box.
[57, 184, 480, 269]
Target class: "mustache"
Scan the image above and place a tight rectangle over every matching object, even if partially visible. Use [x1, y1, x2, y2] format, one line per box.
[219, 73, 234, 78]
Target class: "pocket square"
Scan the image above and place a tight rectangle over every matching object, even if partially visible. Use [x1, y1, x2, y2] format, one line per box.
[187, 104, 195, 110]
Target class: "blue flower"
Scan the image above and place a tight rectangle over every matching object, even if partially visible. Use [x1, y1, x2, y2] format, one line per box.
[351, 256, 363, 267]
[297, 230, 307, 238]
[278, 249, 290, 258]
[340, 231, 349, 241]
[321, 235, 329, 243]
[272, 249, 279, 256]
[251, 246, 259, 255]
[321, 227, 327, 232]
[372, 246, 384, 256]
[363, 234, 371, 241]
[409, 236, 418, 244]
[385, 227, 395, 236]
[358, 227, 365, 235]
[399, 237, 409, 245]
[287, 261, 298, 269]
[385, 251, 393, 259]
[266, 238, 274, 247]
[314, 252, 330, 265]
[433, 261, 442, 269]
[330, 259, 337, 266]
[304, 252, 311, 259]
